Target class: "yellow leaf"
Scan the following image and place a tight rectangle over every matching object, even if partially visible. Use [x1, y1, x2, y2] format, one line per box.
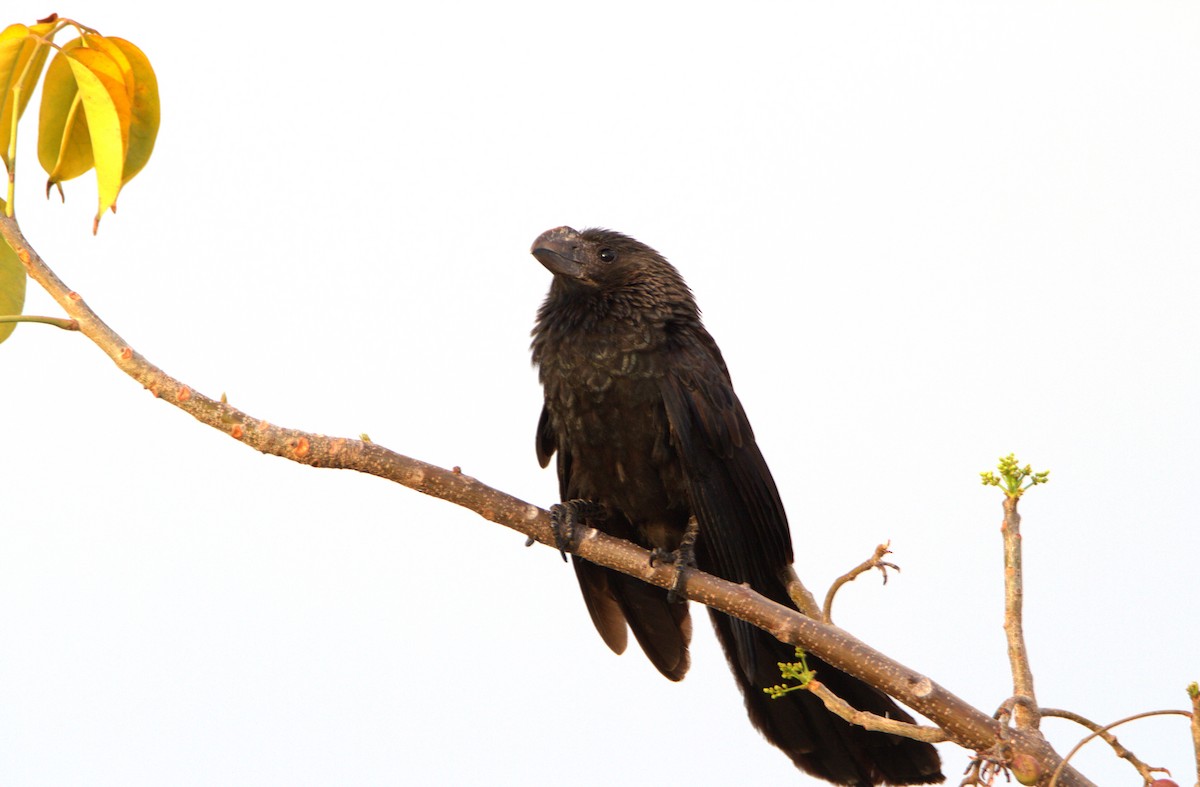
[0, 24, 31, 172]
[82, 35, 134, 98]
[108, 37, 159, 185]
[0, 20, 56, 173]
[38, 40, 94, 187]
[10, 22, 55, 110]
[64, 47, 131, 232]
[0, 25, 27, 52]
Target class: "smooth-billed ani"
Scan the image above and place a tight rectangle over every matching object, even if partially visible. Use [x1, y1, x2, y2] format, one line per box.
[529, 226, 943, 786]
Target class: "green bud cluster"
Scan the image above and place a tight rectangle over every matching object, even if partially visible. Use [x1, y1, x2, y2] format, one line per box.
[979, 453, 1049, 498]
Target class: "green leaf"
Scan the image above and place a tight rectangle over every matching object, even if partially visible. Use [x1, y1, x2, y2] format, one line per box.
[0, 203, 26, 344]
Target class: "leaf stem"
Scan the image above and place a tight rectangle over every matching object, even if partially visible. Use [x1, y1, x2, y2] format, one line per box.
[0, 314, 79, 329]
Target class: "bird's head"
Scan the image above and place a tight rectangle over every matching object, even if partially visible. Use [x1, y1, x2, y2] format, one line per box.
[531, 226, 664, 290]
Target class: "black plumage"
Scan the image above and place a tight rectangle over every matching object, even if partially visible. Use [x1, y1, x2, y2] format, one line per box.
[529, 226, 943, 786]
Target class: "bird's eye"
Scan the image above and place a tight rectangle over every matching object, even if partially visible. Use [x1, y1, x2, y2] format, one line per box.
[598, 248, 617, 263]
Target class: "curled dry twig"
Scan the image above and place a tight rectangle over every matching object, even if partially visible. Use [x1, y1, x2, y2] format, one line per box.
[823, 541, 899, 623]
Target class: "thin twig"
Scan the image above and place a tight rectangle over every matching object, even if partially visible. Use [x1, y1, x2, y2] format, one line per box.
[1041, 707, 1167, 784]
[1046, 709, 1193, 787]
[781, 564, 823, 620]
[806, 679, 947, 743]
[823, 541, 898, 623]
[1001, 495, 1039, 730]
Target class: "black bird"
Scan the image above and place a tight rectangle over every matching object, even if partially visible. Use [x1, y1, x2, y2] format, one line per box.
[530, 226, 943, 786]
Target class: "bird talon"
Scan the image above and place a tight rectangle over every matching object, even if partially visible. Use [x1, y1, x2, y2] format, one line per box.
[648, 538, 697, 603]
[549, 499, 606, 562]
[548, 504, 574, 562]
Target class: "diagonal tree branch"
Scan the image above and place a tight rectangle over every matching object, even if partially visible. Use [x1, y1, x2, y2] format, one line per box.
[0, 213, 1097, 786]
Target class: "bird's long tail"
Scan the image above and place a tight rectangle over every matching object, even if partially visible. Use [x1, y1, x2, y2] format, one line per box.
[707, 588, 944, 786]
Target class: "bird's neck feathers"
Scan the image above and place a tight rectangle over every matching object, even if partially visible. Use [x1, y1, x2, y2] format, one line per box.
[542, 261, 697, 329]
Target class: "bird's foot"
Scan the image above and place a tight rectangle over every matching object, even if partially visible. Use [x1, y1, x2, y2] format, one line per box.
[547, 499, 606, 562]
[650, 516, 700, 603]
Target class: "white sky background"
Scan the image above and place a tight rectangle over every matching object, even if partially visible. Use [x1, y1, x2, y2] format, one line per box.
[2, 2, 1198, 785]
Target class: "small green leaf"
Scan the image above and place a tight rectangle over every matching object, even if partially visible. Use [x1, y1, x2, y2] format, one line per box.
[763, 647, 815, 700]
[980, 453, 1050, 498]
